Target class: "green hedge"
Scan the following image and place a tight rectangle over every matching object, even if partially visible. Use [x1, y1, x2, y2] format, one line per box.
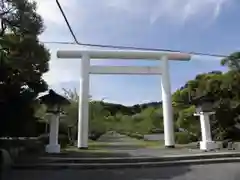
[116, 131, 144, 140]
[175, 132, 191, 144]
[121, 132, 143, 140]
[149, 128, 164, 134]
[88, 131, 105, 141]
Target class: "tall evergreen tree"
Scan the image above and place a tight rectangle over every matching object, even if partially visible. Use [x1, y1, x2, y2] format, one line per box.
[0, 0, 50, 136]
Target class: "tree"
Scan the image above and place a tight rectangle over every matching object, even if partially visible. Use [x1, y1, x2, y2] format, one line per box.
[176, 106, 200, 139]
[0, 0, 50, 136]
[221, 52, 240, 70]
[171, 69, 240, 142]
[62, 89, 110, 141]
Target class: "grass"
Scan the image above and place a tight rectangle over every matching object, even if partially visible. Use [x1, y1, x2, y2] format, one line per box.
[135, 140, 164, 147]
[63, 143, 200, 155]
[63, 141, 198, 154]
[63, 139, 164, 153]
[89, 139, 164, 147]
[63, 146, 110, 153]
[175, 142, 199, 149]
[63, 134, 198, 153]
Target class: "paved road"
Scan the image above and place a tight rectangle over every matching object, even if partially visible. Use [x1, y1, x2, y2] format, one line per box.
[96, 132, 149, 151]
[3, 163, 240, 180]
[95, 132, 202, 157]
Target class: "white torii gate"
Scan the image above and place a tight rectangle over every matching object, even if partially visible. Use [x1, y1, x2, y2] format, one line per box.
[57, 49, 191, 149]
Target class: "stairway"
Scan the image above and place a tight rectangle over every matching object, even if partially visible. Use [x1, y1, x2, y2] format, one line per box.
[13, 151, 240, 170]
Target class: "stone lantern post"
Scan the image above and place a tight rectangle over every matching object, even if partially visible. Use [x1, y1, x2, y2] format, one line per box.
[191, 95, 219, 151]
[38, 89, 70, 153]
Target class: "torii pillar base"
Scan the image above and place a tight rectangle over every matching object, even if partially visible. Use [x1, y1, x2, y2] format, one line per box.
[199, 141, 218, 151]
[45, 144, 60, 153]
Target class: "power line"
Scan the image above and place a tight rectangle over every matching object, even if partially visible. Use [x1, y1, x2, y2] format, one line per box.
[42, 41, 76, 45]
[55, 0, 79, 44]
[42, 40, 228, 58]
[54, 0, 228, 58]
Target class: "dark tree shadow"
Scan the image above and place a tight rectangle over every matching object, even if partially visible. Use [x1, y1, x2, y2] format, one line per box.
[84, 165, 192, 180]
[14, 150, 132, 165]
[2, 165, 192, 180]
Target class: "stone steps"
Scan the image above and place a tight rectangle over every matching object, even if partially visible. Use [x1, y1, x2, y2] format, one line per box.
[13, 152, 240, 169]
[12, 157, 240, 170]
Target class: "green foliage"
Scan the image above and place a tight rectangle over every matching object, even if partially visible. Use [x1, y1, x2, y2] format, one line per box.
[172, 69, 240, 142]
[221, 52, 240, 70]
[59, 65, 240, 144]
[175, 132, 191, 144]
[61, 89, 109, 141]
[176, 106, 200, 139]
[127, 132, 144, 140]
[0, 0, 50, 137]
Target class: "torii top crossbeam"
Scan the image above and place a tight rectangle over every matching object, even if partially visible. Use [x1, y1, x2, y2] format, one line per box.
[57, 49, 191, 61]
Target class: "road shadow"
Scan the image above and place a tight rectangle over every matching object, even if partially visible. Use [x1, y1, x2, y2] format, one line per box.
[14, 150, 132, 165]
[86, 165, 192, 180]
[2, 165, 192, 180]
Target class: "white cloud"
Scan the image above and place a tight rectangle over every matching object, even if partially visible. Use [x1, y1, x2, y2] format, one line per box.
[42, 44, 87, 84]
[37, 0, 232, 89]
[34, 0, 76, 25]
[104, 0, 231, 24]
[34, 0, 63, 24]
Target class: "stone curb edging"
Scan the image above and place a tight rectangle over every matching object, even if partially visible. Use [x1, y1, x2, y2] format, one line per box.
[12, 157, 240, 170]
[17, 152, 240, 164]
[12, 152, 240, 170]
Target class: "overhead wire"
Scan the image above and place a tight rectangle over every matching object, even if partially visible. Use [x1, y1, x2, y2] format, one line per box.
[42, 41, 76, 45]
[53, 0, 229, 58]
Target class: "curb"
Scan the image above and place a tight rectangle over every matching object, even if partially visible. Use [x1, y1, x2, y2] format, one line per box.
[12, 157, 240, 170]
[12, 152, 240, 170]
[17, 152, 240, 164]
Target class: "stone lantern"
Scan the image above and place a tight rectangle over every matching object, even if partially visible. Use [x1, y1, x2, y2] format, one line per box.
[191, 94, 219, 151]
[38, 89, 70, 153]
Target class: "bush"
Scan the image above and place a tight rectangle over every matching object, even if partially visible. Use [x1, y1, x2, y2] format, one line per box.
[149, 128, 164, 134]
[89, 120, 107, 141]
[175, 132, 191, 144]
[118, 131, 130, 136]
[24, 140, 44, 154]
[189, 134, 199, 142]
[124, 132, 131, 136]
[128, 132, 144, 140]
[89, 131, 104, 141]
[117, 131, 144, 140]
[58, 134, 69, 148]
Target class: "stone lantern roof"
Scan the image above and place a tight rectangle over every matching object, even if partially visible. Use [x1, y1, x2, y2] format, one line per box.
[38, 89, 70, 114]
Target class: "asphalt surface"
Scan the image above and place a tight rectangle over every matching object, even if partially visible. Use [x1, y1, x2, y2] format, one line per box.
[3, 132, 240, 180]
[3, 163, 240, 180]
[95, 132, 202, 157]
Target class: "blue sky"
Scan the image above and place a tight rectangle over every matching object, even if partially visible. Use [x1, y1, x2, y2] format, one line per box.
[36, 0, 239, 105]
